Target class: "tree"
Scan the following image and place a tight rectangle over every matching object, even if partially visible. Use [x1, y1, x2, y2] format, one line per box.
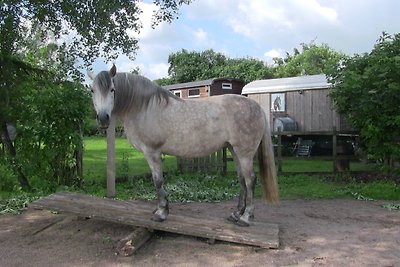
[217, 57, 274, 84]
[1, 0, 191, 73]
[273, 42, 347, 77]
[15, 77, 91, 188]
[167, 49, 227, 83]
[329, 32, 400, 167]
[1, 0, 191, 190]
[163, 49, 273, 84]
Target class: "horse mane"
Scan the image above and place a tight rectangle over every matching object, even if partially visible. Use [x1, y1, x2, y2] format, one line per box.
[95, 71, 179, 116]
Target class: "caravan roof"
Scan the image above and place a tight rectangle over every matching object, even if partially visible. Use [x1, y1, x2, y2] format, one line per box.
[242, 74, 330, 94]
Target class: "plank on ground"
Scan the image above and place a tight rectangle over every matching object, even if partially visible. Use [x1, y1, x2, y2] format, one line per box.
[30, 192, 279, 248]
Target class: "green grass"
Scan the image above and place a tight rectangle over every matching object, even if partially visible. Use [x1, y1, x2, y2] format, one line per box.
[1, 136, 399, 214]
[83, 136, 177, 180]
[80, 137, 398, 204]
[280, 159, 378, 173]
[277, 175, 345, 199]
[277, 175, 399, 200]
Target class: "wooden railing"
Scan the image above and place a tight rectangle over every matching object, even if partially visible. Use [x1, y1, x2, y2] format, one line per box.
[273, 127, 359, 173]
[177, 147, 228, 175]
[175, 127, 359, 175]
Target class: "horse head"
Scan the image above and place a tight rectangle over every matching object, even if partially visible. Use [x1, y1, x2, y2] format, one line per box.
[87, 64, 117, 129]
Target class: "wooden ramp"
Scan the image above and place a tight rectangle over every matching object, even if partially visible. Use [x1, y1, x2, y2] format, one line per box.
[31, 192, 279, 249]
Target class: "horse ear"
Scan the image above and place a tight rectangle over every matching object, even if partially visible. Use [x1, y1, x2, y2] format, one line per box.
[87, 70, 95, 80]
[109, 64, 117, 77]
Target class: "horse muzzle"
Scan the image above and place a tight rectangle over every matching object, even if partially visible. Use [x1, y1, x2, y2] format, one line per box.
[96, 112, 110, 129]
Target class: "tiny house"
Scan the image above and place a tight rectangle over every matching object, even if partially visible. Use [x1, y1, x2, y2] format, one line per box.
[242, 74, 351, 133]
[163, 78, 244, 99]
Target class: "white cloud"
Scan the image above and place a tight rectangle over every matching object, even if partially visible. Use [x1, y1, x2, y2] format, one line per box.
[147, 63, 170, 79]
[115, 1, 300, 78]
[264, 49, 283, 64]
[182, 0, 235, 20]
[91, 0, 400, 80]
[304, 0, 338, 22]
[226, 0, 339, 43]
[115, 55, 139, 72]
[264, 49, 282, 58]
[126, 2, 156, 39]
[231, 0, 292, 37]
[193, 28, 208, 44]
[120, 2, 182, 79]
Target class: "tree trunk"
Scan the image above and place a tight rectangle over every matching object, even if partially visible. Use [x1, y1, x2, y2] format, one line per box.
[1, 122, 31, 190]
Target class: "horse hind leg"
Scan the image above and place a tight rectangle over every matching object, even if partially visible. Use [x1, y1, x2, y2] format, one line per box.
[227, 147, 247, 223]
[145, 152, 169, 222]
[235, 156, 256, 227]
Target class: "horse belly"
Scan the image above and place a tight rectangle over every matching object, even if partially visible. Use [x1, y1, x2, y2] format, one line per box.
[162, 128, 227, 158]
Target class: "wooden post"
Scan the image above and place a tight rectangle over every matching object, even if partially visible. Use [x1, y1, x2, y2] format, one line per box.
[177, 157, 182, 173]
[217, 148, 222, 173]
[222, 147, 227, 175]
[76, 126, 84, 187]
[332, 126, 337, 173]
[107, 116, 116, 198]
[277, 127, 282, 173]
[210, 151, 216, 172]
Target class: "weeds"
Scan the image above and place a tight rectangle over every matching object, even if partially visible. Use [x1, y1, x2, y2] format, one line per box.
[381, 203, 400, 211]
[0, 193, 41, 215]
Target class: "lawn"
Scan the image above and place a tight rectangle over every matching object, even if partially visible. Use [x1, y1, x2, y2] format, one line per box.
[81, 137, 398, 202]
[279, 158, 378, 173]
[1, 136, 399, 215]
[83, 136, 378, 179]
[83, 136, 177, 180]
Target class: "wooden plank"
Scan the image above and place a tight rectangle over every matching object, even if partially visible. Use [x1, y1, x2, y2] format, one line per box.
[31, 192, 279, 249]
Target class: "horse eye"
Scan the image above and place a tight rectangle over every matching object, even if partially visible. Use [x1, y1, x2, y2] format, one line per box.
[111, 88, 115, 93]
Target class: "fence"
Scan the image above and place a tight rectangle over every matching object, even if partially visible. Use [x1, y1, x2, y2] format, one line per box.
[177, 147, 228, 175]
[176, 127, 359, 175]
[273, 127, 359, 174]
[101, 127, 361, 196]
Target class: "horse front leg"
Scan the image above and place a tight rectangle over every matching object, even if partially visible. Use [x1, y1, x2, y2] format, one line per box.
[144, 152, 169, 222]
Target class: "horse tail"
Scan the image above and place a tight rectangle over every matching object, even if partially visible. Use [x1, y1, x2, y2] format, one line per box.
[258, 115, 279, 203]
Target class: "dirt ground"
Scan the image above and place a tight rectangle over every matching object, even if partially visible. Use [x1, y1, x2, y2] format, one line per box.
[0, 198, 399, 267]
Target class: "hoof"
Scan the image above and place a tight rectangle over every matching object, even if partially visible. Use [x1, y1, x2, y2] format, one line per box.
[151, 208, 168, 222]
[235, 217, 250, 227]
[151, 213, 166, 222]
[227, 214, 238, 223]
[227, 211, 241, 223]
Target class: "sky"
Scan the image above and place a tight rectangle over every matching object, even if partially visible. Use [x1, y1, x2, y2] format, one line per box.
[90, 0, 400, 81]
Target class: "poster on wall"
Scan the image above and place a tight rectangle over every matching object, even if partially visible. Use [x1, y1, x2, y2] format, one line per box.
[271, 93, 285, 112]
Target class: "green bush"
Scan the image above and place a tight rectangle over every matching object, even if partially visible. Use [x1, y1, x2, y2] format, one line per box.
[12, 80, 91, 188]
[0, 162, 18, 192]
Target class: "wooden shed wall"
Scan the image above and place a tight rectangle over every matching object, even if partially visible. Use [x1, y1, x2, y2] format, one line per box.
[210, 80, 244, 96]
[171, 86, 208, 99]
[248, 89, 349, 132]
[170, 80, 243, 99]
